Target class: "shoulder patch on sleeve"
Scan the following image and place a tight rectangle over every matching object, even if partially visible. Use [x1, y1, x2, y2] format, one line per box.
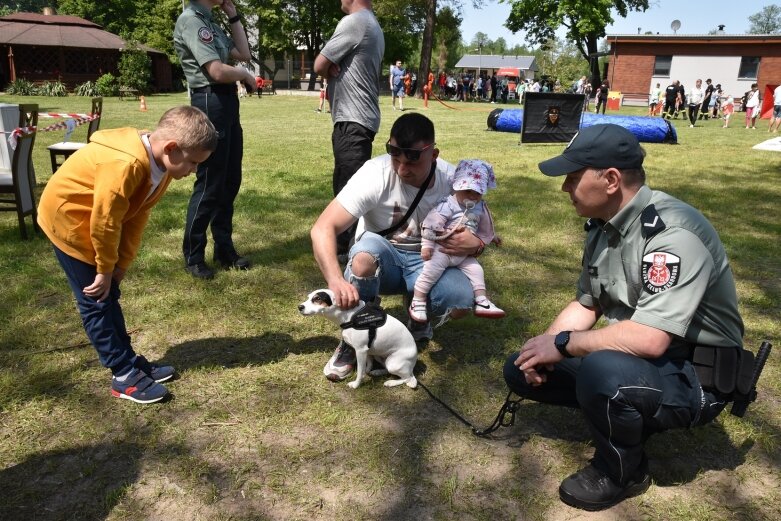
[641, 204, 665, 239]
[197, 26, 214, 44]
[642, 251, 680, 293]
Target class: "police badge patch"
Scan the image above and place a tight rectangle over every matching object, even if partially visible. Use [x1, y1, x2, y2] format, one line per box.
[198, 27, 214, 44]
[642, 252, 680, 293]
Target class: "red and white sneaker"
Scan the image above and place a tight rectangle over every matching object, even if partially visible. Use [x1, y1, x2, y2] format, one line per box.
[408, 298, 428, 323]
[474, 298, 505, 319]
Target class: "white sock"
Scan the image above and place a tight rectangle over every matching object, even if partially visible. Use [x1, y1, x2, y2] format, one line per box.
[113, 368, 135, 381]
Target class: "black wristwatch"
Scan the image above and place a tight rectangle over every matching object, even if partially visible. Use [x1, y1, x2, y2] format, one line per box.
[554, 330, 574, 358]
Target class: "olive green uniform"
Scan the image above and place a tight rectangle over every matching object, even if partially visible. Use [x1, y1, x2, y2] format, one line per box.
[174, 2, 245, 268]
[174, 2, 234, 89]
[505, 184, 743, 487]
[578, 184, 744, 359]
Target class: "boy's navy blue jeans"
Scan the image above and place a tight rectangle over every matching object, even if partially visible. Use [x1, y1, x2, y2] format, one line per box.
[53, 246, 135, 376]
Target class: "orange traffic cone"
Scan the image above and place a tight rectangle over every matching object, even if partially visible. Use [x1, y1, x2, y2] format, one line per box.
[139, 96, 147, 112]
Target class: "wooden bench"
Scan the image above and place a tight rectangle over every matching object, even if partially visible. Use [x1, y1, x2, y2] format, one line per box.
[262, 80, 276, 95]
[119, 87, 139, 100]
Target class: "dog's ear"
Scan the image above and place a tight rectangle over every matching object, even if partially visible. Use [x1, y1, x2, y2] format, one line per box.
[313, 290, 333, 307]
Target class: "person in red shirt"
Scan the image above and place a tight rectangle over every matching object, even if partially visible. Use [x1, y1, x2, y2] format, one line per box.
[255, 76, 264, 97]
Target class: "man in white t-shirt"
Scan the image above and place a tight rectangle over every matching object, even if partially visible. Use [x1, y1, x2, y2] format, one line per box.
[311, 113, 481, 381]
[687, 79, 705, 127]
[769, 84, 781, 132]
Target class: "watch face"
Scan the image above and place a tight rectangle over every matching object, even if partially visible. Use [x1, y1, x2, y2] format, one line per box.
[555, 331, 570, 348]
[555, 331, 571, 357]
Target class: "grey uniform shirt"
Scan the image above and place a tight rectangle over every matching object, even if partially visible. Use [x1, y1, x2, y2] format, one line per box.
[174, 2, 234, 88]
[319, 8, 384, 133]
[577, 185, 744, 359]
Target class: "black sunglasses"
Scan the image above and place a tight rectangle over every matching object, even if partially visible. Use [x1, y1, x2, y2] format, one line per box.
[385, 140, 435, 161]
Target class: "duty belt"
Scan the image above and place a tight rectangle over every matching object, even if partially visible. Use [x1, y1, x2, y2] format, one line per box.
[191, 84, 237, 95]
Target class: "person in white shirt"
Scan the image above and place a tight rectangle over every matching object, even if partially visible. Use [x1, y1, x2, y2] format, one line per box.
[648, 82, 662, 116]
[744, 83, 760, 129]
[311, 113, 481, 382]
[769, 84, 781, 132]
[687, 79, 705, 127]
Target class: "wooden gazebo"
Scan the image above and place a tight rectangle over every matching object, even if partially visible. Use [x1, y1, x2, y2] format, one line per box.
[0, 12, 172, 91]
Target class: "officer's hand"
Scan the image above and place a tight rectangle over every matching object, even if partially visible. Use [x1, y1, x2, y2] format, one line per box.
[514, 334, 562, 386]
[221, 0, 238, 17]
[328, 63, 341, 78]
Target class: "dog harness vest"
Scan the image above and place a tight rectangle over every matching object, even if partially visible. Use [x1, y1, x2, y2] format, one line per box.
[340, 303, 387, 348]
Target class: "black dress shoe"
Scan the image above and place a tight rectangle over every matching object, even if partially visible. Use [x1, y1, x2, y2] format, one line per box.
[558, 461, 650, 511]
[186, 261, 215, 280]
[214, 251, 251, 270]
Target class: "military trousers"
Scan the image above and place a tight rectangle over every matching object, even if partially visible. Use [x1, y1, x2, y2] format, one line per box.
[183, 90, 243, 266]
[503, 350, 727, 485]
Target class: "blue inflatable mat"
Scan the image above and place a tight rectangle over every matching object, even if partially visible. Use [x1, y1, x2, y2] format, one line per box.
[488, 108, 677, 144]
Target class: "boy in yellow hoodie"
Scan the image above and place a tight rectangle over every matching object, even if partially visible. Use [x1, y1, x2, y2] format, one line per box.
[38, 106, 217, 404]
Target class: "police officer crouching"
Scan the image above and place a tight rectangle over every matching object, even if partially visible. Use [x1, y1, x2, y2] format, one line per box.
[174, 0, 256, 280]
[504, 124, 746, 511]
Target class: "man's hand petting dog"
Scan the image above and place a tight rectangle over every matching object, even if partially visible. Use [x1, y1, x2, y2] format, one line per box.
[299, 289, 418, 390]
[329, 279, 359, 309]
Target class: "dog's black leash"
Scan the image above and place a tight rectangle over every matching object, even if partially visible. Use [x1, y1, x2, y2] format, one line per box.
[417, 381, 523, 437]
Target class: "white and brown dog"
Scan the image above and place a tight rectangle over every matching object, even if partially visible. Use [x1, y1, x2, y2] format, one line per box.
[298, 289, 418, 389]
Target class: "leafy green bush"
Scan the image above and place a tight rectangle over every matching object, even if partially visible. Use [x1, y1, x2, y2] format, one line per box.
[75, 81, 99, 97]
[119, 45, 151, 94]
[95, 73, 119, 97]
[6, 78, 37, 95]
[38, 80, 68, 97]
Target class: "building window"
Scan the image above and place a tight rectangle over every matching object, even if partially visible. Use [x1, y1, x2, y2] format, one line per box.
[738, 57, 760, 80]
[653, 55, 672, 76]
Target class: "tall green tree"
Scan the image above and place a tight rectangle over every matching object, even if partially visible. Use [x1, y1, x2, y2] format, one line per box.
[747, 4, 781, 34]
[131, 0, 181, 63]
[0, 0, 52, 15]
[243, 0, 298, 78]
[503, 0, 649, 85]
[433, 5, 463, 70]
[56, 0, 139, 36]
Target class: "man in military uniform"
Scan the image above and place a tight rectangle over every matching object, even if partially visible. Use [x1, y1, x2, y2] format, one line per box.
[503, 124, 744, 511]
[174, 0, 256, 280]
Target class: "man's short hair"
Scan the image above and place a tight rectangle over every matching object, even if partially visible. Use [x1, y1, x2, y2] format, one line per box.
[390, 113, 435, 148]
[153, 106, 218, 152]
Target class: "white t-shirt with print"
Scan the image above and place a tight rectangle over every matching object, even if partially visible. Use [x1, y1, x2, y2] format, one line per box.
[336, 155, 456, 251]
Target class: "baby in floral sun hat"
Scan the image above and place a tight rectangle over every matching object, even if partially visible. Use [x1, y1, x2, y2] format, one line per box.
[409, 159, 505, 322]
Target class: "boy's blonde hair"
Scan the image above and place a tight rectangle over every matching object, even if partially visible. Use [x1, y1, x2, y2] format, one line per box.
[152, 106, 218, 152]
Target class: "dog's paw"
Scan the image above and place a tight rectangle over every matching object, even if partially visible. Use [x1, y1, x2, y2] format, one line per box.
[347, 381, 361, 389]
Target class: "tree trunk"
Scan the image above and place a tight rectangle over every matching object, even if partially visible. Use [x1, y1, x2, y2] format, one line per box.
[585, 34, 601, 91]
[417, 0, 436, 98]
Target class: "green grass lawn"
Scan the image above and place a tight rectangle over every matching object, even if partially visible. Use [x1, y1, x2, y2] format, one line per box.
[0, 93, 779, 521]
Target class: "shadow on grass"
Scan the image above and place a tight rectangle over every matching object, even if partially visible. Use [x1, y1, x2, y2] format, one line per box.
[157, 333, 333, 371]
[0, 441, 142, 521]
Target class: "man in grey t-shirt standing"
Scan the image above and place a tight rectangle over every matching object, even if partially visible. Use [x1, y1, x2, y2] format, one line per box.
[314, 0, 384, 260]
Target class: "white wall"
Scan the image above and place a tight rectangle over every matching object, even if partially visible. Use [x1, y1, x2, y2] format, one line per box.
[649, 55, 757, 100]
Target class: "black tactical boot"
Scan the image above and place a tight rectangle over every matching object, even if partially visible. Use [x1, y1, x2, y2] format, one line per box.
[558, 460, 650, 511]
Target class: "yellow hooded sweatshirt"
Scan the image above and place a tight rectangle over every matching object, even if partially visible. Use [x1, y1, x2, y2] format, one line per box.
[37, 128, 173, 274]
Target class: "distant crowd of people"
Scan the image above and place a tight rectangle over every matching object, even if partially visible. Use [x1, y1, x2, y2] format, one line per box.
[646, 79, 765, 129]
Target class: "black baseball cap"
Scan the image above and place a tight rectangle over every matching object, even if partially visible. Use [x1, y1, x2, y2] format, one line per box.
[538, 124, 644, 177]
